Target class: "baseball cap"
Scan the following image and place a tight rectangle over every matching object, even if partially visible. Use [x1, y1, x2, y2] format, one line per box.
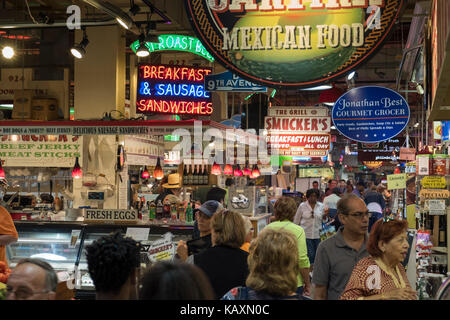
[198, 200, 223, 218]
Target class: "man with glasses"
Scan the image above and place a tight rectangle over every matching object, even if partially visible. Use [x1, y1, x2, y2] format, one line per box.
[6, 258, 57, 300]
[312, 194, 370, 300]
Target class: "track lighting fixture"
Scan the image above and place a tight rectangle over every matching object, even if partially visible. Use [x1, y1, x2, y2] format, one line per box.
[71, 29, 89, 59]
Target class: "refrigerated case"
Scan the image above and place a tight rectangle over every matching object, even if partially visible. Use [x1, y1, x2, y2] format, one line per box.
[7, 221, 193, 299]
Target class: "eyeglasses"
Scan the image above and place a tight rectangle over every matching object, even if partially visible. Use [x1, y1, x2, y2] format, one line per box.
[6, 285, 50, 300]
[343, 211, 370, 219]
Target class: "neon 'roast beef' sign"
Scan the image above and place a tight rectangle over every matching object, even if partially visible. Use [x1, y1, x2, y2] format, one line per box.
[185, 0, 404, 88]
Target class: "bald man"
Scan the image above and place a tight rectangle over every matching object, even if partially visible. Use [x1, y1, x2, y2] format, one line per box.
[6, 258, 58, 300]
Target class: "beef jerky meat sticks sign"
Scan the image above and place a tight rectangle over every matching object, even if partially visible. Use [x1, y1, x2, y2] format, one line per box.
[185, 0, 404, 88]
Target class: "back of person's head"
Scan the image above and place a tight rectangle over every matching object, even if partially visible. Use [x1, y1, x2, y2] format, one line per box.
[206, 187, 227, 203]
[273, 196, 297, 221]
[332, 187, 342, 196]
[225, 178, 235, 187]
[85, 232, 141, 295]
[211, 209, 246, 248]
[246, 228, 299, 297]
[337, 193, 363, 216]
[15, 258, 58, 292]
[306, 188, 320, 199]
[139, 261, 214, 300]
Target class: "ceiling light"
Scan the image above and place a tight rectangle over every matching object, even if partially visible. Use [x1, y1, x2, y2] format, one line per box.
[414, 122, 419, 128]
[136, 32, 150, 57]
[347, 71, 356, 80]
[324, 102, 334, 107]
[116, 17, 130, 29]
[416, 84, 424, 95]
[71, 30, 89, 59]
[2, 46, 14, 59]
[331, 125, 336, 130]
[300, 85, 332, 91]
[145, 22, 160, 43]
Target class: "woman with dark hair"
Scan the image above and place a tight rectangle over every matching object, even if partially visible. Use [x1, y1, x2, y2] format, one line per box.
[294, 189, 326, 271]
[340, 218, 417, 300]
[139, 261, 215, 300]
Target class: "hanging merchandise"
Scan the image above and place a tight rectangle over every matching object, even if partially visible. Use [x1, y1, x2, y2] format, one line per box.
[223, 164, 233, 175]
[72, 157, 83, 179]
[211, 162, 221, 175]
[141, 166, 150, 179]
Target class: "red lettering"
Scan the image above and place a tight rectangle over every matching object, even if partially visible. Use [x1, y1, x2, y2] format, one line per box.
[296, 118, 303, 130]
[289, 119, 296, 131]
[173, 67, 180, 80]
[150, 66, 158, 79]
[181, 67, 188, 80]
[304, 118, 310, 130]
[311, 118, 318, 131]
[165, 67, 172, 80]
[143, 65, 151, 78]
[158, 66, 165, 79]
[188, 68, 196, 81]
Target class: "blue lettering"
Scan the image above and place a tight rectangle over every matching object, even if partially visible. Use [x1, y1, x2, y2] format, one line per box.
[181, 84, 188, 96]
[155, 84, 165, 96]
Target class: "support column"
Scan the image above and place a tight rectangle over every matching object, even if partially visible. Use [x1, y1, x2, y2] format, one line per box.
[73, 26, 126, 210]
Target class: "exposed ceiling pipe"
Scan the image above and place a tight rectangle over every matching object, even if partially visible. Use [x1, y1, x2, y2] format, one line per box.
[83, 0, 139, 34]
[0, 19, 118, 29]
[141, 0, 171, 24]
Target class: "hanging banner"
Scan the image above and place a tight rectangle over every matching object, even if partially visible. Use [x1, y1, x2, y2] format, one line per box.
[424, 199, 446, 215]
[185, 0, 405, 88]
[357, 137, 405, 162]
[0, 135, 82, 167]
[420, 176, 447, 189]
[264, 115, 331, 133]
[332, 86, 410, 143]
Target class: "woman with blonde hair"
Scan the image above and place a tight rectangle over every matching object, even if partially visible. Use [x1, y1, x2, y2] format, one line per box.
[222, 228, 310, 300]
[190, 209, 249, 299]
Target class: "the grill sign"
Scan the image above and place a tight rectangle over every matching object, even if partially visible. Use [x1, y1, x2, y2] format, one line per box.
[185, 0, 404, 88]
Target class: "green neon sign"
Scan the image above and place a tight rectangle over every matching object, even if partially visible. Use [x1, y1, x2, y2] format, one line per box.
[130, 34, 214, 62]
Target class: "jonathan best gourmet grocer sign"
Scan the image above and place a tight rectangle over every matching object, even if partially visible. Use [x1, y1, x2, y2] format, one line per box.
[185, 0, 404, 88]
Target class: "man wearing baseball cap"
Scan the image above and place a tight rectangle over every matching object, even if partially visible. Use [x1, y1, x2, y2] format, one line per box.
[176, 200, 223, 263]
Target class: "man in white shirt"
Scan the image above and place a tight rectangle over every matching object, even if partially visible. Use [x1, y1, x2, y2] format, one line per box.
[294, 189, 327, 271]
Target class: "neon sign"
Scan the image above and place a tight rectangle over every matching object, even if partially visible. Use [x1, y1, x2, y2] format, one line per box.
[137, 64, 213, 116]
[130, 34, 215, 62]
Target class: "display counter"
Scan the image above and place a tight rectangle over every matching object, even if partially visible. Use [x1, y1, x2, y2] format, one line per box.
[6, 221, 193, 299]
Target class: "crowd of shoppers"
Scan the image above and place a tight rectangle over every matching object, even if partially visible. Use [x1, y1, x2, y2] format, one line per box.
[2, 180, 418, 301]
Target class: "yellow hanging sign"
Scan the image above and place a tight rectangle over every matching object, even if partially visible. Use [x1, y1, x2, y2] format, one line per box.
[387, 173, 407, 190]
[420, 176, 447, 189]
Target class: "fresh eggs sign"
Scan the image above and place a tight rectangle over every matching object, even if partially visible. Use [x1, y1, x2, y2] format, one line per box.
[332, 86, 410, 143]
[185, 0, 404, 88]
[136, 64, 213, 116]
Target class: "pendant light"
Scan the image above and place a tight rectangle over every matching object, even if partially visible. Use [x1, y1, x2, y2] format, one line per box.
[223, 164, 233, 175]
[141, 166, 150, 179]
[243, 161, 251, 176]
[251, 164, 260, 179]
[0, 159, 5, 179]
[233, 164, 243, 177]
[153, 157, 164, 180]
[72, 157, 83, 179]
[211, 161, 222, 175]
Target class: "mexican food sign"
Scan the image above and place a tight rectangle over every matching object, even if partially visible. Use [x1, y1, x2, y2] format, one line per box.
[185, 0, 404, 88]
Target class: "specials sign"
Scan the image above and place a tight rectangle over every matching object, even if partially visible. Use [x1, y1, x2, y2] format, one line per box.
[136, 64, 213, 116]
[185, 0, 404, 88]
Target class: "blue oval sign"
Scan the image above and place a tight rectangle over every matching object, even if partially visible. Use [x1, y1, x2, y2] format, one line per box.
[332, 86, 410, 143]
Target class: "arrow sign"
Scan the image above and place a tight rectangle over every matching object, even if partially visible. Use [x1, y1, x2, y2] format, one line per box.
[205, 71, 267, 92]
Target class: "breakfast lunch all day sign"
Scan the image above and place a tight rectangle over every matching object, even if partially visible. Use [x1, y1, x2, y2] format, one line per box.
[185, 0, 404, 88]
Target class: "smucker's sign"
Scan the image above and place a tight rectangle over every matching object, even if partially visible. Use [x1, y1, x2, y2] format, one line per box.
[185, 0, 404, 88]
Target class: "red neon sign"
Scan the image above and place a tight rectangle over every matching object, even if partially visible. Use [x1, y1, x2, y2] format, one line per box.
[137, 64, 213, 116]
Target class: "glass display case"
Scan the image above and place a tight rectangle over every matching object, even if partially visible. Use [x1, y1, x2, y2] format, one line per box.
[7, 221, 194, 299]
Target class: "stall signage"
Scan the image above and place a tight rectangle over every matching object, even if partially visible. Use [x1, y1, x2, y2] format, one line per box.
[399, 147, 416, 161]
[0, 135, 82, 167]
[387, 173, 407, 190]
[267, 133, 330, 152]
[419, 189, 450, 200]
[130, 34, 215, 61]
[264, 115, 331, 133]
[357, 137, 405, 162]
[421, 176, 447, 189]
[145, 232, 176, 262]
[333, 86, 409, 143]
[84, 209, 138, 223]
[267, 106, 328, 117]
[185, 0, 404, 88]
[136, 64, 213, 116]
[0, 125, 151, 135]
[424, 199, 446, 215]
[205, 71, 267, 92]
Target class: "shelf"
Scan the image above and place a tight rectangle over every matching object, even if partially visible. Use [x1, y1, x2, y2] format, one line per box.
[431, 247, 448, 253]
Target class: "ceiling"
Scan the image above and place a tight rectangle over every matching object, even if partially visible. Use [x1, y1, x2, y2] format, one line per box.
[0, 0, 424, 115]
